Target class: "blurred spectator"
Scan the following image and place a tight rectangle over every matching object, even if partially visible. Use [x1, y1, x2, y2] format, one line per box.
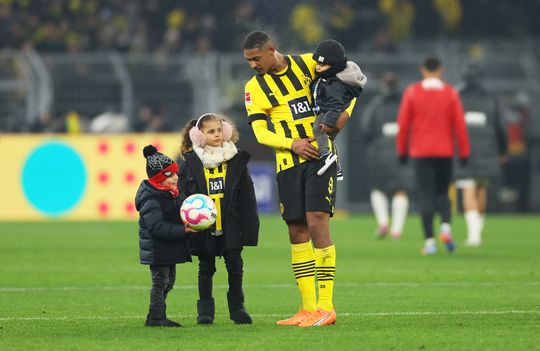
[361, 72, 414, 239]
[378, 0, 415, 40]
[500, 91, 532, 212]
[65, 111, 82, 133]
[29, 112, 54, 133]
[325, 1, 358, 50]
[433, 0, 462, 35]
[146, 105, 170, 132]
[89, 112, 130, 133]
[133, 104, 153, 132]
[289, 3, 324, 48]
[454, 64, 507, 246]
[133, 104, 171, 133]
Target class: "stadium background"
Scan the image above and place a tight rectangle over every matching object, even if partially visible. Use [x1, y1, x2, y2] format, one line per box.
[0, 3, 539, 350]
[1, 0, 539, 219]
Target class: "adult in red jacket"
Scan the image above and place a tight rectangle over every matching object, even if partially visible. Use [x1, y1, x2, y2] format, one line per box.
[397, 56, 470, 255]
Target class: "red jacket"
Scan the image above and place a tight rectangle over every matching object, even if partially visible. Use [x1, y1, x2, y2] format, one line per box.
[397, 78, 470, 158]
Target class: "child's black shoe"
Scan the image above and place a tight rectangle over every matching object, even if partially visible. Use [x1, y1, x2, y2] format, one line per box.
[145, 308, 182, 327]
[145, 315, 182, 327]
[197, 298, 215, 324]
[227, 292, 252, 324]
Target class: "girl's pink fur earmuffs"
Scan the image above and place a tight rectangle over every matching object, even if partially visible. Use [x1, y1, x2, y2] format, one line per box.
[189, 113, 233, 147]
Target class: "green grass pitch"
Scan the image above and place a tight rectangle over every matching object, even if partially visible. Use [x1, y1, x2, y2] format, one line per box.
[0, 215, 539, 350]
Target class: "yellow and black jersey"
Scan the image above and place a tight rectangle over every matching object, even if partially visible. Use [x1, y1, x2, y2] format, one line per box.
[204, 163, 226, 231]
[244, 53, 356, 173]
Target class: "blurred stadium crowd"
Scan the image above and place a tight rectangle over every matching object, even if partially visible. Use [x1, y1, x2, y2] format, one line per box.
[1, 0, 540, 55]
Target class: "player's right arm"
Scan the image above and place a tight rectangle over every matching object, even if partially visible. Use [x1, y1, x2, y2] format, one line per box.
[245, 79, 294, 150]
[251, 119, 293, 150]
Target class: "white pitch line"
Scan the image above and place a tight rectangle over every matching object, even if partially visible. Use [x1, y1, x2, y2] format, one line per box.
[1, 281, 539, 292]
[0, 310, 538, 322]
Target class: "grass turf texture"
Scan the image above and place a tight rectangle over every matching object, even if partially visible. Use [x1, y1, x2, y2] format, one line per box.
[0, 215, 539, 350]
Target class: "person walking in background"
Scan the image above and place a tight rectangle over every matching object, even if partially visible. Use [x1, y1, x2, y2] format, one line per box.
[454, 64, 507, 246]
[243, 31, 356, 327]
[135, 145, 192, 327]
[361, 72, 413, 239]
[178, 113, 259, 325]
[310, 39, 366, 180]
[396, 56, 470, 255]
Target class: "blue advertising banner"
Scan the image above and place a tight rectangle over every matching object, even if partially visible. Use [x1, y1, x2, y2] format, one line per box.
[248, 162, 276, 213]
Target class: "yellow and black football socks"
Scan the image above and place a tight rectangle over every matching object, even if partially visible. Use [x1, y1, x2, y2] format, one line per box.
[314, 245, 336, 311]
[291, 241, 317, 312]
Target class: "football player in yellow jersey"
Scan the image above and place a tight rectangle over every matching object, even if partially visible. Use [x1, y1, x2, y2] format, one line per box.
[242, 31, 356, 327]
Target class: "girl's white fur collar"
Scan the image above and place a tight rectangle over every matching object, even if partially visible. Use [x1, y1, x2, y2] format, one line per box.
[193, 141, 238, 168]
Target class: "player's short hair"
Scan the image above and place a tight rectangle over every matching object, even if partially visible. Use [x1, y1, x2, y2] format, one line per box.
[243, 31, 271, 50]
[423, 55, 442, 72]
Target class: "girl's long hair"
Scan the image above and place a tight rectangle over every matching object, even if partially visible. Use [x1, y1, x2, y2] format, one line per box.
[179, 119, 197, 155]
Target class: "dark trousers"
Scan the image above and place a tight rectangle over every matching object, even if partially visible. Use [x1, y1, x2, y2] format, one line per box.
[198, 249, 244, 300]
[149, 265, 176, 314]
[413, 158, 453, 239]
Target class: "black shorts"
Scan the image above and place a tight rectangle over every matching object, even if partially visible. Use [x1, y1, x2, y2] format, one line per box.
[276, 160, 337, 221]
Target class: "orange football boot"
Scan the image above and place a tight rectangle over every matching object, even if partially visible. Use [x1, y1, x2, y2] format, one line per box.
[276, 309, 312, 326]
[298, 308, 336, 327]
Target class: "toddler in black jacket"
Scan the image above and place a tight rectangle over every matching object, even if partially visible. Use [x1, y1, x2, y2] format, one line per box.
[135, 145, 191, 327]
[311, 39, 367, 180]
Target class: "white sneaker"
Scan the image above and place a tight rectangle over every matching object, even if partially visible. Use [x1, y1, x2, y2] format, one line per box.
[465, 239, 481, 247]
[336, 167, 344, 181]
[421, 238, 437, 255]
[317, 153, 338, 176]
[421, 244, 437, 255]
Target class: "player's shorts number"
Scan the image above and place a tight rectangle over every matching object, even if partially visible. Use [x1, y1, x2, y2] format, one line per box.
[328, 176, 334, 195]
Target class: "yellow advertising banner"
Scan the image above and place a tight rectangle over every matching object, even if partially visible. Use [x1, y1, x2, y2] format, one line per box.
[0, 133, 182, 221]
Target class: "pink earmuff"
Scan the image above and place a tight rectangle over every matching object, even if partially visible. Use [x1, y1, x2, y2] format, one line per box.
[222, 120, 233, 142]
[189, 113, 233, 147]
